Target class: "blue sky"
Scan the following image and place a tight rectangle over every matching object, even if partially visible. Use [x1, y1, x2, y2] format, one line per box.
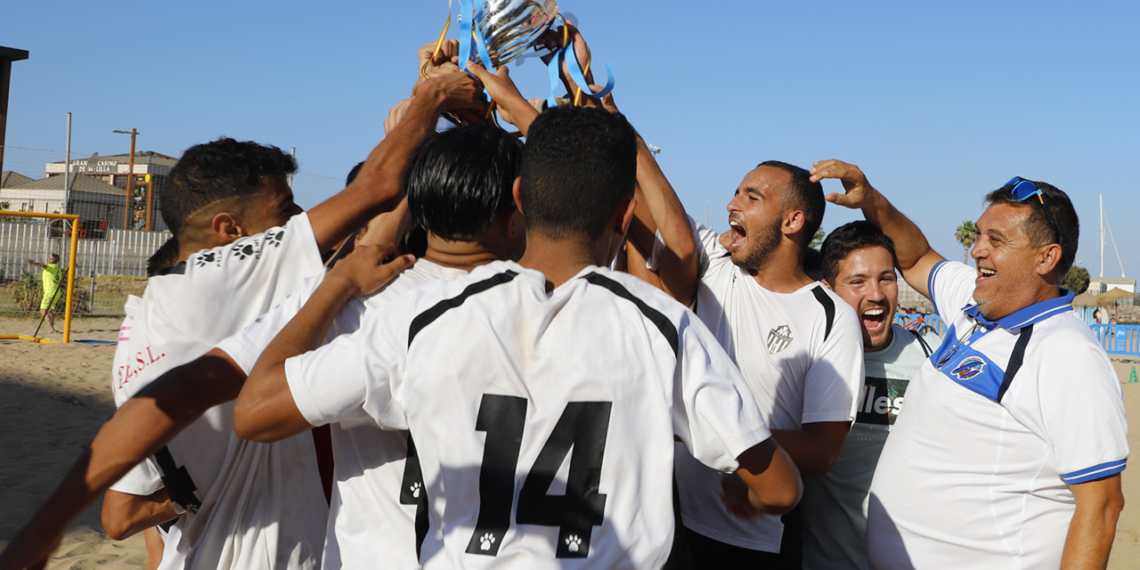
[4, 1, 1138, 278]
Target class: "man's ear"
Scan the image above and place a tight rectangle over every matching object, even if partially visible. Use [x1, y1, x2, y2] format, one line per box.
[511, 177, 524, 214]
[619, 197, 637, 236]
[1037, 243, 1063, 277]
[821, 278, 834, 291]
[211, 212, 244, 245]
[782, 209, 806, 237]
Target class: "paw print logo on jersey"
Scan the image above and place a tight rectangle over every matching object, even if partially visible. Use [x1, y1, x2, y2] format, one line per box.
[265, 230, 286, 248]
[479, 533, 496, 551]
[565, 535, 582, 553]
[408, 481, 421, 499]
[194, 252, 217, 267]
[232, 242, 259, 261]
[766, 324, 793, 354]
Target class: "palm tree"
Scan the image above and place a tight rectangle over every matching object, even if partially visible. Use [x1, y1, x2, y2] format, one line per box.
[954, 221, 978, 263]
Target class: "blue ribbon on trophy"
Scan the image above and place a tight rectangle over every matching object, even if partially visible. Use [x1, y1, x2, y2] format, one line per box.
[424, 0, 616, 116]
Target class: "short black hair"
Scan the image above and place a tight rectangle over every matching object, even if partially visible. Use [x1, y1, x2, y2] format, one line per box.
[519, 106, 637, 240]
[404, 125, 522, 241]
[985, 179, 1079, 277]
[146, 237, 181, 277]
[162, 138, 296, 238]
[758, 160, 825, 245]
[820, 221, 899, 285]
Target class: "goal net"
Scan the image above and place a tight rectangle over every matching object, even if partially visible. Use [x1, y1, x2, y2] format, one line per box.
[0, 211, 80, 343]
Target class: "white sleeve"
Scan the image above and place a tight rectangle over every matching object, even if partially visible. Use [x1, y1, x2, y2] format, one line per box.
[108, 457, 165, 496]
[691, 216, 725, 277]
[674, 311, 772, 473]
[215, 274, 323, 374]
[284, 301, 411, 430]
[802, 299, 866, 424]
[1012, 329, 1129, 484]
[928, 260, 978, 322]
[172, 213, 324, 341]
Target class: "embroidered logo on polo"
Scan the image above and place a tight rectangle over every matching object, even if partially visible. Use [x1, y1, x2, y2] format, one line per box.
[951, 356, 986, 380]
[767, 325, 793, 354]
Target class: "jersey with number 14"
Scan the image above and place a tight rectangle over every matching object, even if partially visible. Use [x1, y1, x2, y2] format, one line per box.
[284, 261, 771, 569]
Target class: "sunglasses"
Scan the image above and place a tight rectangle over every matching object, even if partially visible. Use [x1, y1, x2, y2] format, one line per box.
[1005, 177, 1059, 245]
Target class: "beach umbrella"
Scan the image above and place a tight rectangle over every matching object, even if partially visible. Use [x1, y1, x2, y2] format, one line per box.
[1097, 288, 1133, 305]
[1072, 292, 1098, 307]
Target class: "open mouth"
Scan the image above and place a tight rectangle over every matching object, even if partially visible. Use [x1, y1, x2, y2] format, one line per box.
[861, 306, 888, 334]
[728, 220, 747, 251]
[977, 267, 996, 282]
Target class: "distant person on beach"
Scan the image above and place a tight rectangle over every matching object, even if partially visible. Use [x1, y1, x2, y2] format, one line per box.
[26, 254, 61, 334]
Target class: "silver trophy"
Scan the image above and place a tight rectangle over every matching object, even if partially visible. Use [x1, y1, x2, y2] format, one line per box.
[476, 0, 560, 66]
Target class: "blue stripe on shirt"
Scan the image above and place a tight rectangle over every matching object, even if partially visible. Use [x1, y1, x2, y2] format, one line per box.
[927, 260, 948, 318]
[1061, 459, 1127, 484]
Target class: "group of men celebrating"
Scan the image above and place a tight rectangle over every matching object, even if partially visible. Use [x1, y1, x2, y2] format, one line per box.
[0, 32, 1129, 570]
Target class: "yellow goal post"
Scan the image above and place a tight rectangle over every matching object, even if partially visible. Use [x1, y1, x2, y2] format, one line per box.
[0, 211, 80, 343]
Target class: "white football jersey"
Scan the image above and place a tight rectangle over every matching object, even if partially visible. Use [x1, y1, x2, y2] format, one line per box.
[109, 213, 328, 570]
[216, 258, 469, 570]
[866, 261, 1129, 569]
[283, 261, 771, 569]
[674, 221, 865, 552]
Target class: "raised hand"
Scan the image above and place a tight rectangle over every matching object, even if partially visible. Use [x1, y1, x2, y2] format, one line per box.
[467, 64, 539, 135]
[810, 159, 876, 210]
[417, 39, 460, 81]
[412, 63, 484, 111]
[325, 243, 414, 299]
[383, 98, 414, 135]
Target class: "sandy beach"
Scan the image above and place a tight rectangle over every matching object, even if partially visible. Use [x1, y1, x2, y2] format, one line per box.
[0, 315, 1138, 568]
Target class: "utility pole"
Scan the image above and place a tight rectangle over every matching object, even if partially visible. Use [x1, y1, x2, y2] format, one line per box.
[63, 113, 71, 214]
[113, 129, 138, 230]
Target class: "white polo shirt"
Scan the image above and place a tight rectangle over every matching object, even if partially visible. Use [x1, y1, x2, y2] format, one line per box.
[283, 261, 772, 569]
[801, 323, 937, 570]
[109, 213, 328, 570]
[217, 258, 469, 570]
[674, 222, 865, 552]
[866, 260, 1129, 569]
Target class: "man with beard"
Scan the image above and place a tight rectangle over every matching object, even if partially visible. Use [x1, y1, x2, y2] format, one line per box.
[633, 157, 864, 567]
[811, 159, 1127, 569]
[804, 220, 938, 569]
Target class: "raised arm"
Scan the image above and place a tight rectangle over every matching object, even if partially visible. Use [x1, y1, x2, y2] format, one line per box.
[0, 351, 245, 570]
[306, 67, 482, 251]
[234, 244, 413, 443]
[467, 64, 539, 137]
[810, 159, 945, 299]
[583, 94, 700, 304]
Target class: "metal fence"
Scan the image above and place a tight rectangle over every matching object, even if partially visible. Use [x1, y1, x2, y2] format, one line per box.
[0, 221, 169, 278]
[1091, 324, 1140, 358]
[894, 313, 948, 337]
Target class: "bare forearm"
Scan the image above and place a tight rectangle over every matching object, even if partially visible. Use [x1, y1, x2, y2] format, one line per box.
[256, 277, 354, 374]
[1062, 476, 1124, 570]
[1061, 509, 1119, 569]
[308, 93, 444, 250]
[861, 189, 932, 272]
[102, 489, 178, 540]
[632, 138, 699, 304]
[237, 277, 354, 441]
[770, 424, 848, 477]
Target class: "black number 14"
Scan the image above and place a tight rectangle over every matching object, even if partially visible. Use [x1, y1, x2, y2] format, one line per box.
[464, 394, 612, 559]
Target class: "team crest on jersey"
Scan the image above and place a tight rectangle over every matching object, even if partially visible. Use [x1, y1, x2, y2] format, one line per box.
[951, 356, 986, 380]
[766, 325, 793, 354]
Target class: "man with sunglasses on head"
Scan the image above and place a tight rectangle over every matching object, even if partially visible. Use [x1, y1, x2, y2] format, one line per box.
[811, 159, 1127, 569]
